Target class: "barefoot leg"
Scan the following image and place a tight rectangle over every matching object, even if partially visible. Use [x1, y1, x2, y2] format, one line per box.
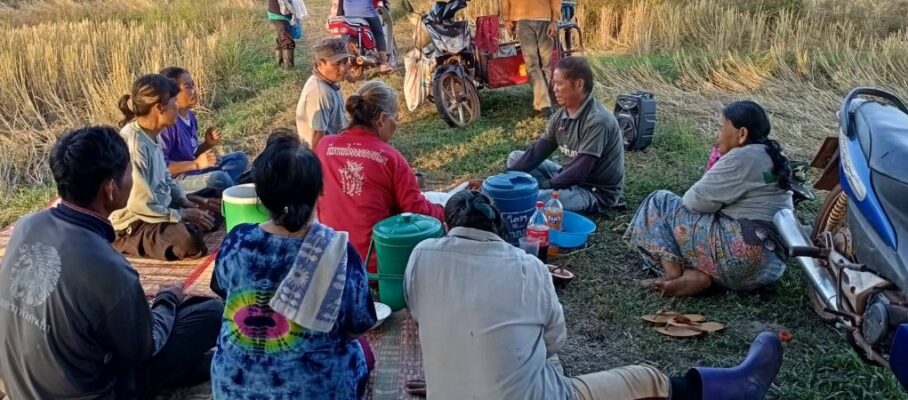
[660, 258, 684, 280]
[658, 269, 713, 297]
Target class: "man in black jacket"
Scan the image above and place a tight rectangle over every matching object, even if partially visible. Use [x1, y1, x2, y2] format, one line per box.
[0, 126, 223, 399]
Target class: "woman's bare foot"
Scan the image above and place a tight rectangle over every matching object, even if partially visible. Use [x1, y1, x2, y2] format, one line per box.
[656, 269, 713, 297]
[660, 258, 684, 281]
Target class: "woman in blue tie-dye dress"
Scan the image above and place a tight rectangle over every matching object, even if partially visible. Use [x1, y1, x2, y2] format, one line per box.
[210, 132, 376, 399]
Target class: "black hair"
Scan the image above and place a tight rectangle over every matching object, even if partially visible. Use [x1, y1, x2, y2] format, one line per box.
[722, 100, 792, 191]
[117, 74, 179, 127]
[49, 126, 130, 206]
[444, 190, 504, 235]
[265, 127, 301, 148]
[159, 66, 189, 82]
[556, 56, 594, 95]
[253, 137, 323, 232]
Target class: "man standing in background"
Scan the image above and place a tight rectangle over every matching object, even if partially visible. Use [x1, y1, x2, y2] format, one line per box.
[295, 38, 351, 149]
[503, 0, 562, 118]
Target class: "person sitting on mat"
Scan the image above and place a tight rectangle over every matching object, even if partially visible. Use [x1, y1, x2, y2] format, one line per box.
[209, 133, 376, 399]
[403, 190, 784, 400]
[109, 74, 219, 261]
[158, 66, 248, 195]
[624, 100, 794, 297]
[316, 80, 444, 274]
[0, 126, 223, 400]
[507, 56, 625, 215]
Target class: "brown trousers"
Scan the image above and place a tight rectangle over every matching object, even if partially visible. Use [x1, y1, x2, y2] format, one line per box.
[114, 221, 207, 261]
[271, 20, 295, 50]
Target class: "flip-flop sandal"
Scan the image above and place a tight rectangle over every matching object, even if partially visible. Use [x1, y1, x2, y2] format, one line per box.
[547, 264, 575, 281]
[642, 311, 706, 325]
[405, 379, 427, 397]
[654, 318, 725, 337]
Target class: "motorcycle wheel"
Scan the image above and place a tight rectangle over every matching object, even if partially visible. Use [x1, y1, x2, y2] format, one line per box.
[809, 184, 847, 322]
[432, 70, 480, 128]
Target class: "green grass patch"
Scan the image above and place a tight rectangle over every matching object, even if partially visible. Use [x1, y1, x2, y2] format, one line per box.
[0, 185, 55, 228]
[394, 89, 906, 398]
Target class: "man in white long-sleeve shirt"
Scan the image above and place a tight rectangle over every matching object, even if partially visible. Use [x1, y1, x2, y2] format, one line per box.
[404, 190, 785, 400]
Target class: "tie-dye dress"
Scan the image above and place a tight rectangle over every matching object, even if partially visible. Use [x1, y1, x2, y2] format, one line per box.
[210, 223, 377, 399]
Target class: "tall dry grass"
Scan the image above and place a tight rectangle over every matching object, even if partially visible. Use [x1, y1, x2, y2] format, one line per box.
[0, 0, 256, 198]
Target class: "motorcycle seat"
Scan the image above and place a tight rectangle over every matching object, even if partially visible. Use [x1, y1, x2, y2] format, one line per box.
[328, 16, 370, 27]
[852, 100, 908, 183]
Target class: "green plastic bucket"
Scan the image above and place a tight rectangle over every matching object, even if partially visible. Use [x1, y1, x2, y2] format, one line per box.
[222, 184, 270, 233]
[368, 213, 443, 311]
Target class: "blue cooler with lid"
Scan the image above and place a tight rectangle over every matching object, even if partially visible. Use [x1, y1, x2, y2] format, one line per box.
[482, 172, 539, 244]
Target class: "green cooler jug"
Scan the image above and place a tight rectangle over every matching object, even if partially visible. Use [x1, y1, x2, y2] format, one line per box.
[368, 212, 443, 310]
[222, 184, 270, 232]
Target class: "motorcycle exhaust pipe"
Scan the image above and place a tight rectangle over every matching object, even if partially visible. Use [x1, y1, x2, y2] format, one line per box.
[773, 209, 840, 312]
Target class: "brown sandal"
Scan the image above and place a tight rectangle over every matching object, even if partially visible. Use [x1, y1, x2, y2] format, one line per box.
[654, 317, 725, 337]
[548, 264, 575, 281]
[642, 310, 705, 325]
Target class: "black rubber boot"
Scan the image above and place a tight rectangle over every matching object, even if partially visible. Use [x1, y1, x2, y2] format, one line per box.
[281, 49, 295, 69]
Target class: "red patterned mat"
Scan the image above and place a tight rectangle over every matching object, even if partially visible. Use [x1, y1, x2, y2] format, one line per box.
[0, 199, 223, 298]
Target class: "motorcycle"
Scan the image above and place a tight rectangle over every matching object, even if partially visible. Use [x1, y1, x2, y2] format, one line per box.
[326, 0, 399, 82]
[774, 87, 908, 390]
[403, 0, 583, 127]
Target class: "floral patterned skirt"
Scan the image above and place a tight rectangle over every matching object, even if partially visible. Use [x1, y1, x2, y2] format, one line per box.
[623, 190, 785, 291]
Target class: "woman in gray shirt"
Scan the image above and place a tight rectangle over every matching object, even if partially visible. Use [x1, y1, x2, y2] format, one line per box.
[624, 101, 794, 297]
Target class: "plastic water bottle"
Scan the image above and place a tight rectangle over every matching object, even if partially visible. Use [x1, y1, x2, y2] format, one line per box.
[545, 192, 564, 257]
[527, 201, 550, 263]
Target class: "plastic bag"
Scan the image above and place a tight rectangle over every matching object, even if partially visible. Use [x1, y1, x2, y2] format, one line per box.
[291, 22, 303, 40]
[403, 48, 425, 112]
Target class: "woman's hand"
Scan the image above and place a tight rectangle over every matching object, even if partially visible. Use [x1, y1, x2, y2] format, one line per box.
[204, 127, 222, 147]
[188, 195, 221, 215]
[195, 150, 217, 170]
[183, 207, 215, 231]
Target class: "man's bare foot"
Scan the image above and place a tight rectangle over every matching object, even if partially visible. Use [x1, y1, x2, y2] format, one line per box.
[655, 269, 713, 297]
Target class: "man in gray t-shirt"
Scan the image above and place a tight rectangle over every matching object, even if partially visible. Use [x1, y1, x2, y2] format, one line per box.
[508, 56, 625, 214]
[295, 38, 352, 150]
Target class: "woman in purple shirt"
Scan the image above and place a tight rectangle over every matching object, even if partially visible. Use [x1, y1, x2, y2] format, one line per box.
[159, 67, 249, 195]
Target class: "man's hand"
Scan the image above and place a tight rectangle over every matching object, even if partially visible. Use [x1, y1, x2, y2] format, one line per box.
[204, 127, 222, 147]
[547, 21, 558, 38]
[194, 150, 217, 170]
[183, 208, 215, 231]
[505, 20, 516, 35]
[157, 283, 186, 304]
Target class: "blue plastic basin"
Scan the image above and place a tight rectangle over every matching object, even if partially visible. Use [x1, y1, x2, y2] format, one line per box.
[550, 211, 596, 248]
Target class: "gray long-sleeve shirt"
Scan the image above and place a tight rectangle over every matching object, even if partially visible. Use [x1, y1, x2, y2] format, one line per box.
[109, 122, 186, 231]
[683, 144, 793, 221]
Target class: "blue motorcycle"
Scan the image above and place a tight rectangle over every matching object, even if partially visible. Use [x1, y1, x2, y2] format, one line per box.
[774, 87, 908, 389]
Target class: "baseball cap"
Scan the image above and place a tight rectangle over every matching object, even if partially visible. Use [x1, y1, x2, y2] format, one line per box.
[315, 38, 352, 63]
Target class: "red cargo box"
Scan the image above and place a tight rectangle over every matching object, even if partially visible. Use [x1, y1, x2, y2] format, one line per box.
[487, 52, 528, 89]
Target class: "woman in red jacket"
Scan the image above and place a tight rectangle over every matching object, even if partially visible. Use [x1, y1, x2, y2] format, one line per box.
[316, 80, 444, 273]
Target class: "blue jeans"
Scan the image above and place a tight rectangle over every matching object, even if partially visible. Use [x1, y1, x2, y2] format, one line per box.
[507, 150, 600, 214]
[178, 152, 249, 194]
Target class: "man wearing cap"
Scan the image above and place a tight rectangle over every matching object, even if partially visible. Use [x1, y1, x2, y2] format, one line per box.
[295, 38, 352, 149]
